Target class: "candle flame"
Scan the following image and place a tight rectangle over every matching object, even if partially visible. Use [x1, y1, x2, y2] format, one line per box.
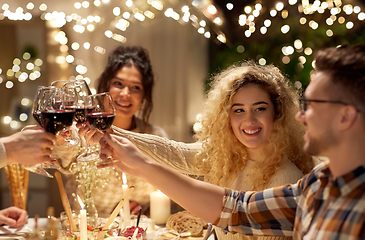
[77, 195, 85, 209]
[122, 172, 127, 185]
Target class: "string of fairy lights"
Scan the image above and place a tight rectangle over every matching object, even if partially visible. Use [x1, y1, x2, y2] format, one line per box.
[230, 0, 364, 91]
[0, 0, 364, 130]
[235, 0, 364, 58]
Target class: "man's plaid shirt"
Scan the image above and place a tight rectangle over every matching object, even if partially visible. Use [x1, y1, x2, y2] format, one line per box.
[214, 162, 365, 239]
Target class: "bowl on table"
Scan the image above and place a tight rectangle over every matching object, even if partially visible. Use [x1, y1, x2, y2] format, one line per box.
[59, 214, 120, 240]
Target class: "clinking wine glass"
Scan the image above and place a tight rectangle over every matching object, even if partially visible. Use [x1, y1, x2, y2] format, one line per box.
[25, 86, 58, 178]
[39, 87, 78, 159]
[63, 80, 93, 123]
[87, 92, 115, 132]
[62, 80, 99, 162]
[85, 92, 116, 164]
[32, 86, 57, 125]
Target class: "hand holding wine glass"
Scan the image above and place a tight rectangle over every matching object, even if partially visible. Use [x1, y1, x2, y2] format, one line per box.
[25, 86, 59, 178]
[38, 87, 82, 167]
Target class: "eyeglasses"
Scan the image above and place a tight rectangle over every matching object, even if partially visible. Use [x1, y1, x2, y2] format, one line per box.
[299, 98, 356, 113]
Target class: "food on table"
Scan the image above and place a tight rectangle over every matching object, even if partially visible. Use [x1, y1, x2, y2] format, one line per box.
[64, 223, 117, 240]
[122, 226, 145, 239]
[166, 211, 207, 237]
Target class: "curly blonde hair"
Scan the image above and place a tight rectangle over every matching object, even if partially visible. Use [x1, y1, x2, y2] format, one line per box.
[195, 61, 314, 190]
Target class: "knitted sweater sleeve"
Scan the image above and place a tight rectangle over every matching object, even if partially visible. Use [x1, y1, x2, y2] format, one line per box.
[111, 126, 204, 175]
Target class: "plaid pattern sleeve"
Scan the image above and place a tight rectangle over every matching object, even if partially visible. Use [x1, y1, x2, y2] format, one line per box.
[214, 162, 365, 240]
[215, 186, 299, 237]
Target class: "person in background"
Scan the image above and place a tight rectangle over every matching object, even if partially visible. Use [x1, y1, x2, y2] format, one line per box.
[71, 45, 168, 217]
[105, 60, 316, 240]
[99, 44, 365, 239]
[0, 126, 55, 227]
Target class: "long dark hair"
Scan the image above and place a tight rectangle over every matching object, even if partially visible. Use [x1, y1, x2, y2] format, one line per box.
[97, 46, 154, 131]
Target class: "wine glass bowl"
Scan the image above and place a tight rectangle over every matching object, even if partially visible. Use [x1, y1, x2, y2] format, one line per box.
[39, 87, 76, 135]
[63, 79, 94, 124]
[77, 93, 115, 162]
[32, 86, 56, 126]
[87, 112, 115, 132]
[87, 92, 116, 132]
[85, 93, 116, 165]
[27, 86, 76, 178]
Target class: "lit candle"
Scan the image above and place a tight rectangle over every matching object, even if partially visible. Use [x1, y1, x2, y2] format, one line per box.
[122, 173, 131, 221]
[77, 195, 87, 240]
[150, 190, 171, 225]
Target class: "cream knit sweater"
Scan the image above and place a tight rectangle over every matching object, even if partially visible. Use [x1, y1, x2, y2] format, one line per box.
[111, 126, 303, 240]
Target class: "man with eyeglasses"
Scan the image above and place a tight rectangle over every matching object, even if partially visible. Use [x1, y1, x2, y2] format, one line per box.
[97, 44, 365, 239]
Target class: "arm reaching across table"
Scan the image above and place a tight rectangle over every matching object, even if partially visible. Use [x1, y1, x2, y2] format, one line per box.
[111, 126, 204, 175]
[98, 133, 224, 223]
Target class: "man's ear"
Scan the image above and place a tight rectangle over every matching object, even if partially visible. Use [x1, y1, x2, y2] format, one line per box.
[339, 105, 358, 130]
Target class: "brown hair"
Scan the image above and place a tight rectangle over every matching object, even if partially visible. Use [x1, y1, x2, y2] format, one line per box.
[97, 46, 154, 131]
[314, 44, 365, 114]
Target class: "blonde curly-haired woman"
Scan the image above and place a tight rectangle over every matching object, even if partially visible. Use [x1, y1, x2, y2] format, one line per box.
[108, 61, 318, 240]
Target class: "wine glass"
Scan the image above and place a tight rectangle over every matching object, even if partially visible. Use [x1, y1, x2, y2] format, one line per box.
[39, 87, 75, 134]
[38, 87, 79, 162]
[87, 92, 116, 132]
[86, 93, 116, 164]
[24, 86, 59, 178]
[63, 79, 93, 124]
[32, 86, 56, 126]
[62, 80, 99, 162]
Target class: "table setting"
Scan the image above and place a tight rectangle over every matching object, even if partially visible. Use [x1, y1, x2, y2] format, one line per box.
[2, 162, 209, 240]
[2, 169, 211, 240]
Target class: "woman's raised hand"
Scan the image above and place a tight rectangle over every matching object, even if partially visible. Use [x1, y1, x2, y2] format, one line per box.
[97, 133, 151, 178]
[76, 122, 102, 143]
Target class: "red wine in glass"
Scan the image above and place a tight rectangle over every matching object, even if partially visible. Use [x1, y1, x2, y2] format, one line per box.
[86, 112, 115, 131]
[32, 110, 42, 125]
[66, 106, 95, 123]
[40, 109, 75, 135]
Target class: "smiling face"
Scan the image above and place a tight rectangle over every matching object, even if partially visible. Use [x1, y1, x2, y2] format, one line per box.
[230, 84, 275, 156]
[108, 66, 144, 122]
